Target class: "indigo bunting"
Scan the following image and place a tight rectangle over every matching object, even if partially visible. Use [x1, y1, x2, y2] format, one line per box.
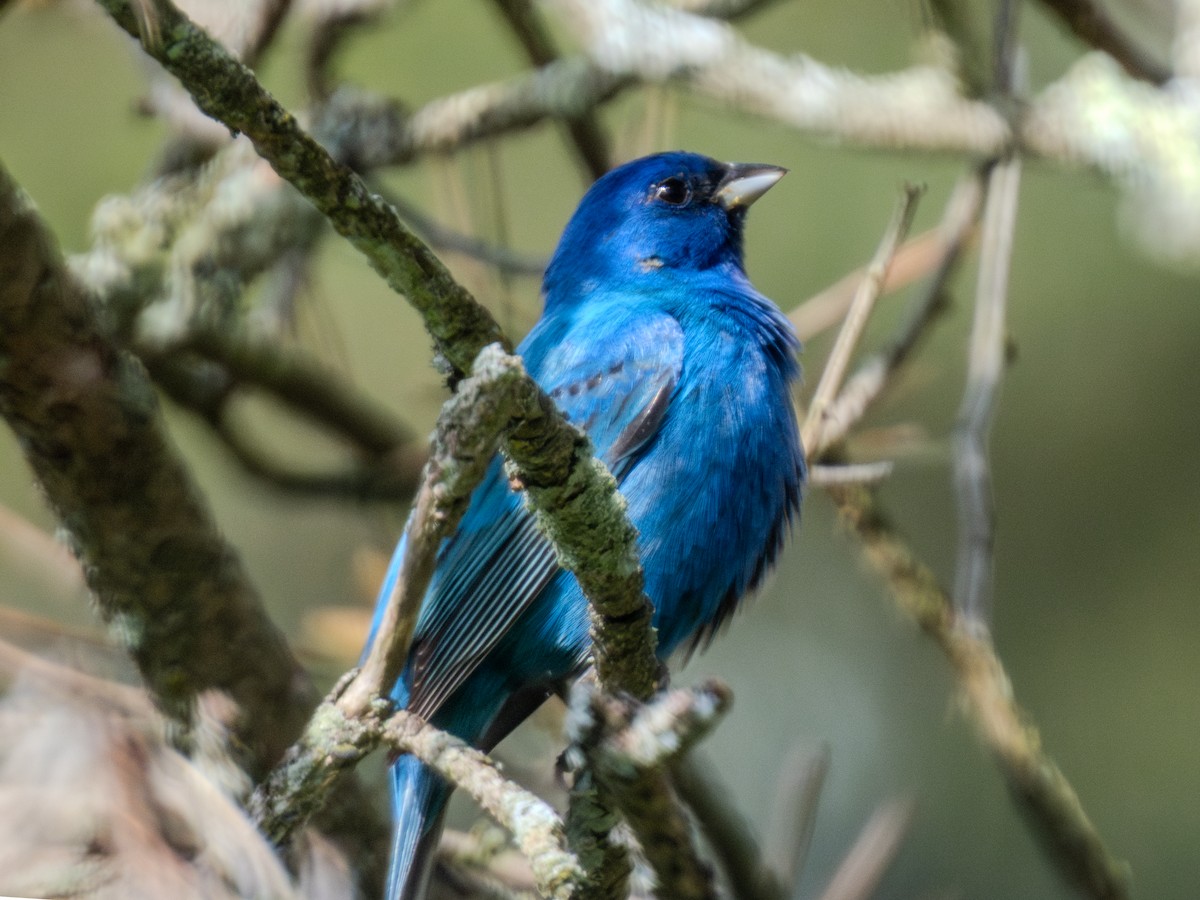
[372, 151, 805, 899]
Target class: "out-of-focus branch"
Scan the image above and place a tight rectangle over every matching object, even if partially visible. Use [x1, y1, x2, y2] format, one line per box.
[0, 160, 312, 776]
[389, 192, 548, 276]
[140, 347, 426, 501]
[764, 743, 830, 892]
[1037, 0, 1171, 83]
[816, 799, 914, 900]
[491, 0, 612, 179]
[952, 156, 1021, 628]
[0, 158, 390, 894]
[178, 328, 414, 453]
[551, 0, 1011, 155]
[802, 186, 922, 454]
[825, 482, 1131, 900]
[788, 227, 968, 343]
[672, 753, 788, 900]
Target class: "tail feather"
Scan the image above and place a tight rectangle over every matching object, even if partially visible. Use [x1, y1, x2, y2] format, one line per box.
[387, 755, 450, 900]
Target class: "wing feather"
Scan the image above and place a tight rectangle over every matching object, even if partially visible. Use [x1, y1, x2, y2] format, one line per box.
[404, 312, 684, 719]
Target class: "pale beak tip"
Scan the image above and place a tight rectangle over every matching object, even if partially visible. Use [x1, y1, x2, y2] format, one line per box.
[714, 163, 788, 210]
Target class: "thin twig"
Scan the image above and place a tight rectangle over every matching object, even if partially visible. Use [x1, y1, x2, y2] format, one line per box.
[764, 742, 830, 893]
[802, 185, 923, 455]
[811, 172, 987, 457]
[952, 156, 1021, 628]
[788, 228, 964, 343]
[817, 799, 914, 900]
[808, 461, 895, 486]
[388, 191, 548, 276]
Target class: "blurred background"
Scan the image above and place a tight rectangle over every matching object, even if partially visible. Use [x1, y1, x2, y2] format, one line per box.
[1, 1, 1198, 897]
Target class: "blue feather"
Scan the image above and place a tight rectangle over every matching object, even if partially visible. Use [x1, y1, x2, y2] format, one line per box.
[374, 151, 805, 898]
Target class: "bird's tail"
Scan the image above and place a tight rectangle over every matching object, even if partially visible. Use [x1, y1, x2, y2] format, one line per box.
[386, 754, 451, 900]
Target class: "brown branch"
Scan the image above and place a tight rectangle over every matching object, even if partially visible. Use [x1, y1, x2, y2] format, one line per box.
[0, 156, 390, 896]
[1037, 0, 1171, 84]
[0, 159, 310, 776]
[825, 483, 1131, 900]
[492, 0, 612, 179]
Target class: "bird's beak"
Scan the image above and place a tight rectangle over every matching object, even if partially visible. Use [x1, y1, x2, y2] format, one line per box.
[714, 163, 788, 210]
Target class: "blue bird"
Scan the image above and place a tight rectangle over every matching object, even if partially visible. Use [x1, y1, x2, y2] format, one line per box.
[371, 151, 805, 899]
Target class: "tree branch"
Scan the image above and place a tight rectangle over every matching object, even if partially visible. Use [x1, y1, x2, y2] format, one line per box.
[491, 0, 612, 179]
[952, 155, 1021, 628]
[0, 159, 311, 775]
[1037, 0, 1171, 84]
[825, 483, 1131, 900]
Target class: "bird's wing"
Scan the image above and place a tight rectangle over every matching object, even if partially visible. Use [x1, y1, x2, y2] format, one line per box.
[405, 313, 684, 720]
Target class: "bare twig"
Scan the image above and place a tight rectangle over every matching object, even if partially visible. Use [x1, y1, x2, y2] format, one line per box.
[802, 186, 922, 455]
[817, 799, 914, 900]
[764, 742, 830, 893]
[387, 191, 548, 277]
[1037, 0, 1171, 83]
[808, 461, 895, 486]
[952, 156, 1021, 628]
[811, 172, 987, 456]
[788, 228, 966, 343]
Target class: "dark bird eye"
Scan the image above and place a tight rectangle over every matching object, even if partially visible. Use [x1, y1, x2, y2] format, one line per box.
[653, 177, 691, 206]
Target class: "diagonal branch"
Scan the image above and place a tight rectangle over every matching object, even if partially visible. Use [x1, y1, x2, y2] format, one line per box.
[96, 0, 660, 701]
[491, 0, 612, 179]
[825, 482, 1131, 900]
[0, 159, 310, 777]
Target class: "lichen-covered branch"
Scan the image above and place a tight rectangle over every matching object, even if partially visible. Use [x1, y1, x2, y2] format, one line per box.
[251, 345, 540, 841]
[97, 0, 508, 376]
[566, 680, 732, 900]
[0, 159, 312, 776]
[341, 344, 531, 716]
[97, 0, 661, 701]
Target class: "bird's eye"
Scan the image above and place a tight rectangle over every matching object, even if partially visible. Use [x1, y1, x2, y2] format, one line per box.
[653, 177, 692, 206]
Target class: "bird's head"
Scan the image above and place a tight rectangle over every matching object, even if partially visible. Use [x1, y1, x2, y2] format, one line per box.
[543, 151, 786, 304]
